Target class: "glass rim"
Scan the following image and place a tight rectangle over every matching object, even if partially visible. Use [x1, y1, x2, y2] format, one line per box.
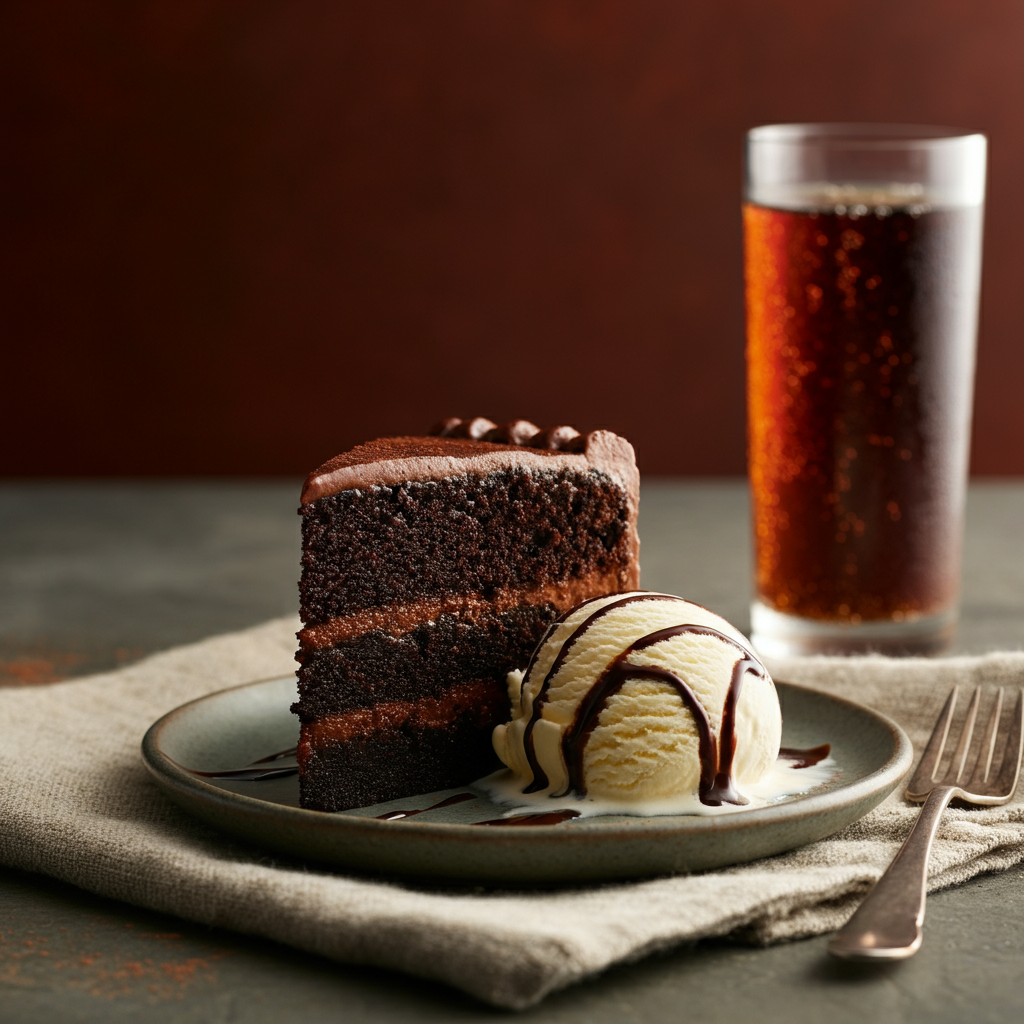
[747, 122, 986, 149]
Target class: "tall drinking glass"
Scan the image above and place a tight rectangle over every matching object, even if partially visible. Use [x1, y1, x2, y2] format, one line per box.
[744, 124, 985, 657]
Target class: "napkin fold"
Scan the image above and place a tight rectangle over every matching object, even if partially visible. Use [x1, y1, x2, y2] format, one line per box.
[1, 617, 1022, 1009]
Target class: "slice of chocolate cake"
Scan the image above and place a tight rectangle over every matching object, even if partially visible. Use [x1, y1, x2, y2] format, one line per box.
[293, 418, 640, 812]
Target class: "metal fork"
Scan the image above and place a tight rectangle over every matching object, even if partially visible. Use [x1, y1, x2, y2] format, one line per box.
[829, 685, 1024, 961]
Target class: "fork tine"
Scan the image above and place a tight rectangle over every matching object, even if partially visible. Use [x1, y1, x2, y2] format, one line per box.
[968, 688, 1003, 787]
[908, 687, 958, 793]
[991, 688, 1024, 797]
[950, 687, 981, 784]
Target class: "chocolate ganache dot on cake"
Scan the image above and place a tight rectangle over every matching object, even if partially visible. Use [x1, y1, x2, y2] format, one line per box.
[293, 419, 641, 812]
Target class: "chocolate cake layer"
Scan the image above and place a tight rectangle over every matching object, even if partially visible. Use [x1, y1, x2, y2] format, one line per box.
[293, 603, 555, 720]
[297, 681, 506, 812]
[299, 467, 634, 625]
[296, 573, 625, 652]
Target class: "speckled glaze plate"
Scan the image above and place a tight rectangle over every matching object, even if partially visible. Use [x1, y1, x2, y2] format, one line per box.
[142, 677, 912, 884]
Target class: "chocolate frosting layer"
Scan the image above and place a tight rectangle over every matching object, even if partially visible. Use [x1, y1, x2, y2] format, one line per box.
[300, 419, 641, 589]
[300, 420, 639, 512]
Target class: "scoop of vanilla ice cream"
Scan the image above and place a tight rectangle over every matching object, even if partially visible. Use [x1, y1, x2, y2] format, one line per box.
[493, 593, 781, 807]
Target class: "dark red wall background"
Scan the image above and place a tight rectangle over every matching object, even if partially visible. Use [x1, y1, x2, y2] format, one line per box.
[3, 1, 1022, 476]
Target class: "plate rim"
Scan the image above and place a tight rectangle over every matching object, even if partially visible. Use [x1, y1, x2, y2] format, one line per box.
[142, 675, 913, 843]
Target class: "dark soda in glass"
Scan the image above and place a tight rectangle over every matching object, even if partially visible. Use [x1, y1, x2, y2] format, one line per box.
[744, 199, 981, 629]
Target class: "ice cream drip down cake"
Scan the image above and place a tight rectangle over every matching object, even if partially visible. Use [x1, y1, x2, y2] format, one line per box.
[490, 593, 831, 817]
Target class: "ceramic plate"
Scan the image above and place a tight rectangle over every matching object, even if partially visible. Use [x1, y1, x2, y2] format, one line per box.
[142, 677, 912, 884]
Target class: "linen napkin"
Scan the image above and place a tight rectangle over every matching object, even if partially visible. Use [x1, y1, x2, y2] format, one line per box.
[1, 617, 1022, 1009]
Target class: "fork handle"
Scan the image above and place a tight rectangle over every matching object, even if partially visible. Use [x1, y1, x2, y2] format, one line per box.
[828, 785, 955, 960]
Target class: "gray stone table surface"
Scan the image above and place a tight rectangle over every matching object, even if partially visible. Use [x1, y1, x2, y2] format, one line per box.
[2, 479, 1023, 1022]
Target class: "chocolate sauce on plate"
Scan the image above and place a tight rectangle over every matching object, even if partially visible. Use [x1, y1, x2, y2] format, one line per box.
[778, 744, 832, 769]
[475, 810, 582, 826]
[249, 745, 298, 764]
[182, 744, 299, 781]
[187, 764, 299, 781]
[374, 795, 581, 826]
[375, 792, 476, 820]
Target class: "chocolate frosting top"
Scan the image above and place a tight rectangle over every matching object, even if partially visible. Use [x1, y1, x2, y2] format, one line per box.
[300, 419, 640, 516]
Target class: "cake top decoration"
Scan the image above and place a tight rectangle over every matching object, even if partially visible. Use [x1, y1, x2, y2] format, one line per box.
[430, 417, 586, 452]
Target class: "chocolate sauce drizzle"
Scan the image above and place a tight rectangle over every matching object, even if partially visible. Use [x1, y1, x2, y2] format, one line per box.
[521, 593, 688, 793]
[429, 417, 588, 453]
[520, 595, 768, 806]
[375, 792, 476, 820]
[778, 744, 831, 769]
[475, 810, 581, 826]
[182, 745, 299, 782]
[251, 745, 298, 764]
[374, 794, 581, 826]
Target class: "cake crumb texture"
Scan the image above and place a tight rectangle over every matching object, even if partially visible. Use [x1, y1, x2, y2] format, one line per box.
[299, 468, 632, 623]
